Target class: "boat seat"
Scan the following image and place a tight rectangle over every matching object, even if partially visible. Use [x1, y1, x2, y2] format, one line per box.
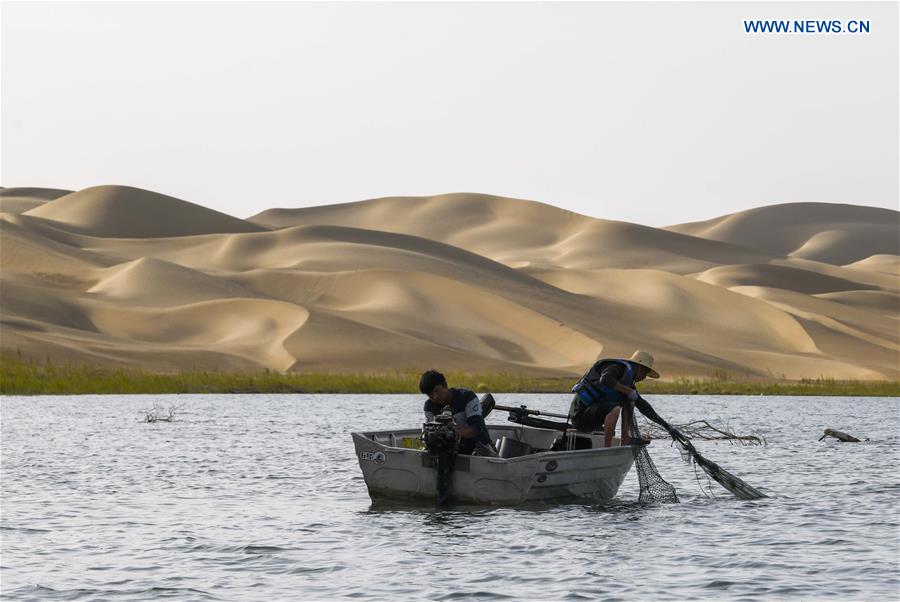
[496, 436, 532, 458]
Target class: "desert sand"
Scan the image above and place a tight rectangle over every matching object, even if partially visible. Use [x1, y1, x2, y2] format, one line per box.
[1, 185, 897, 379]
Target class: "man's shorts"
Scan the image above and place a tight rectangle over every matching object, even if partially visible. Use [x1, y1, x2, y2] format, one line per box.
[570, 395, 621, 433]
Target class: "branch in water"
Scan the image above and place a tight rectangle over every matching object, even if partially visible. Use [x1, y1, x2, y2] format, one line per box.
[142, 403, 183, 423]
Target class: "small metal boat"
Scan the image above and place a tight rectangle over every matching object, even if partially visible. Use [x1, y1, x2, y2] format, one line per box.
[351, 421, 635, 505]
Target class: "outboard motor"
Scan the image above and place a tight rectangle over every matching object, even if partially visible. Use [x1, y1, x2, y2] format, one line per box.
[422, 410, 458, 454]
[422, 410, 458, 506]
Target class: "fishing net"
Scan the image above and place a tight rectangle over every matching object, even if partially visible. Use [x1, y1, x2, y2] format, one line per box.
[672, 433, 766, 500]
[627, 405, 679, 504]
[635, 398, 767, 501]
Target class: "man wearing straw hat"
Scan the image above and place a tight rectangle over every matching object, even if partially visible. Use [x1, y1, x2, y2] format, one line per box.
[569, 351, 660, 448]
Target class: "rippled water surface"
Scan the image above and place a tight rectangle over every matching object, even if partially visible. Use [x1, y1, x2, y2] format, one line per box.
[2, 394, 898, 600]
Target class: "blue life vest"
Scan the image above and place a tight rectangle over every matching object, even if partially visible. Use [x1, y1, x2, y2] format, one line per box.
[572, 359, 635, 406]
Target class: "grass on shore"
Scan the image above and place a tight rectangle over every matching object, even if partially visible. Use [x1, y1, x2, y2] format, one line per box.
[2, 354, 898, 396]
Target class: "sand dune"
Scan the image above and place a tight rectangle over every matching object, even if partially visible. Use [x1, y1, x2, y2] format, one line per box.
[0, 215, 117, 278]
[279, 309, 552, 375]
[84, 299, 309, 371]
[24, 185, 267, 238]
[88, 257, 259, 307]
[816, 290, 900, 318]
[1, 185, 897, 379]
[667, 202, 898, 265]
[730, 286, 898, 349]
[250, 193, 779, 274]
[845, 254, 900, 275]
[282, 269, 600, 368]
[0, 187, 72, 214]
[1, 274, 99, 333]
[522, 266, 818, 352]
[694, 264, 879, 295]
[727, 286, 898, 379]
[771, 257, 899, 292]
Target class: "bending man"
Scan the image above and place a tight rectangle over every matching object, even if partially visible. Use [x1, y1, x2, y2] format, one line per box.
[569, 351, 660, 447]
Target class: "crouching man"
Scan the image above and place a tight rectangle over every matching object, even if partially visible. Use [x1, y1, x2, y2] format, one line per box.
[419, 369, 497, 456]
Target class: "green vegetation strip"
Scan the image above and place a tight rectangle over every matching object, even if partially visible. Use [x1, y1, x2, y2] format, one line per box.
[2, 354, 898, 396]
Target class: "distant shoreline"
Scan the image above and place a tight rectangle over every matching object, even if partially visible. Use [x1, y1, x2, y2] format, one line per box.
[2, 355, 897, 397]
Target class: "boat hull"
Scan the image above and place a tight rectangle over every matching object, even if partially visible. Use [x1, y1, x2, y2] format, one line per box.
[352, 424, 635, 505]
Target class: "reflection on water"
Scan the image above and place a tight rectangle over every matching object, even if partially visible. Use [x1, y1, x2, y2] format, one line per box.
[2, 394, 898, 600]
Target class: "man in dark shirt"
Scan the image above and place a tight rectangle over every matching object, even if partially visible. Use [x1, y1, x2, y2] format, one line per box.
[569, 350, 660, 448]
[419, 370, 496, 456]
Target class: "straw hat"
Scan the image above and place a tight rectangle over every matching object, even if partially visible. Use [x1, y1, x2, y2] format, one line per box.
[629, 350, 660, 378]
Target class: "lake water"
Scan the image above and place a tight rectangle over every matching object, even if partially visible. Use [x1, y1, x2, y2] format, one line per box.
[1, 394, 898, 600]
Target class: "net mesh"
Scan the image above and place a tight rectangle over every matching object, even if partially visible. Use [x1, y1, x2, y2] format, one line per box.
[633, 398, 767, 501]
[674, 433, 766, 500]
[627, 407, 679, 504]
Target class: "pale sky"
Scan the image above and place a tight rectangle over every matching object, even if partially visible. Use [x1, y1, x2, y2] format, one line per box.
[2, 1, 897, 226]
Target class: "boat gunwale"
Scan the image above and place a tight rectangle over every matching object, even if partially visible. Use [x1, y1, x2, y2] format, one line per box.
[350, 429, 637, 464]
